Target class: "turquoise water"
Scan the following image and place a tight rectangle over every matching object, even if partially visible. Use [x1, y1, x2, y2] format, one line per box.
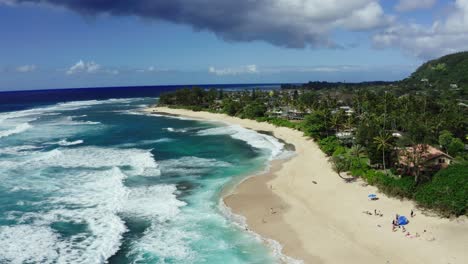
[0, 98, 288, 264]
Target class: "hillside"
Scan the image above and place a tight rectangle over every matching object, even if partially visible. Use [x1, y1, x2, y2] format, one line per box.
[406, 51, 468, 88]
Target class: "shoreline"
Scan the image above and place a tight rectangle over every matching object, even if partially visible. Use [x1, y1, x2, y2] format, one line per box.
[148, 106, 468, 264]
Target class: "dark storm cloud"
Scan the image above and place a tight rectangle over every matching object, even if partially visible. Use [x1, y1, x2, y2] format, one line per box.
[7, 0, 388, 48]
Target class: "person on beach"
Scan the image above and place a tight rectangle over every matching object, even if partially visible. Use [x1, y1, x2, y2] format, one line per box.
[411, 210, 414, 217]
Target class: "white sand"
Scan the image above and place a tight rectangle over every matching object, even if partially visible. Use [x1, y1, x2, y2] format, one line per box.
[149, 107, 468, 264]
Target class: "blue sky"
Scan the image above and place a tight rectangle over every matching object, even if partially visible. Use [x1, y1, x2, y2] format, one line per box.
[0, 0, 466, 91]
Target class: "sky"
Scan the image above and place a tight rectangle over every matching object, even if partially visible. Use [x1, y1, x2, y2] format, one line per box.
[0, 0, 467, 91]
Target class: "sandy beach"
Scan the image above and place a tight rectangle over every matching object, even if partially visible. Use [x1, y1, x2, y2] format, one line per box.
[149, 106, 468, 264]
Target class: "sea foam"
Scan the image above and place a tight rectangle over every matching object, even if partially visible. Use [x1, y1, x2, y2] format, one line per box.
[56, 139, 84, 146]
[197, 125, 285, 159]
[0, 122, 32, 139]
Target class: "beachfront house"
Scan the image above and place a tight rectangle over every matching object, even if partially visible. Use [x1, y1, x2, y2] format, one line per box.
[287, 108, 306, 120]
[267, 106, 307, 121]
[332, 106, 355, 117]
[397, 145, 453, 175]
[335, 130, 354, 145]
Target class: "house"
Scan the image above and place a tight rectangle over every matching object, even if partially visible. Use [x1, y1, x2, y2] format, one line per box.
[392, 131, 403, 138]
[286, 108, 306, 120]
[398, 145, 453, 175]
[268, 108, 283, 118]
[335, 129, 354, 145]
[335, 106, 355, 116]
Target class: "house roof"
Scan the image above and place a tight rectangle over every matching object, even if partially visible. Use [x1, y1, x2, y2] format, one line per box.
[398, 145, 453, 167]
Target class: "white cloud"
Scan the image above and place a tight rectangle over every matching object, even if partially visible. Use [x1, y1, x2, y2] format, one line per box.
[208, 65, 258, 76]
[374, 0, 468, 59]
[66, 60, 101, 75]
[16, 64, 37, 73]
[395, 0, 437, 12]
[206, 64, 404, 75]
[336, 1, 391, 30]
[5, 0, 390, 49]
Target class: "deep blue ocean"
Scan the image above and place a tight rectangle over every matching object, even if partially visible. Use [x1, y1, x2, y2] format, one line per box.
[0, 85, 296, 264]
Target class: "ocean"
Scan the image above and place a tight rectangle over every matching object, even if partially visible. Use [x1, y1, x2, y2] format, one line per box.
[0, 86, 291, 264]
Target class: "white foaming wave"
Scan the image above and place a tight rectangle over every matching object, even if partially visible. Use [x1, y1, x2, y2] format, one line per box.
[56, 98, 136, 110]
[124, 184, 186, 222]
[118, 138, 174, 148]
[130, 225, 197, 264]
[159, 156, 231, 175]
[124, 184, 196, 263]
[135, 110, 195, 120]
[160, 156, 231, 168]
[0, 225, 60, 264]
[52, 116, 101, 126]
[4, 168, 129, 264]
[163, 127, 189, 133]
[0, 146, 160, 177]
[56, 139, 84, 146]
[0, 97, 138, 127]
[143, 138, 174, 144]
[0, 145, 41, 155]
[39, 147, 159, 176]
[116, 109, 146, 116]
[0, 122, 32, 139]
[0, 108, 40, 124]
[198, 125, 284, 159]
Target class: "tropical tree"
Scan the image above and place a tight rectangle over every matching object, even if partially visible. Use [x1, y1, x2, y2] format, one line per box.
[349, 144, 366, 168]
[331, 154, 350, 180]
[373, 133, 393, 173]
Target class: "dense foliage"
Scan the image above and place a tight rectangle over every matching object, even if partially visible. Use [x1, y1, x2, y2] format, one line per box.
[406, 51, 468, 88]
[414, 163, 468, 216]
[157, 51, 468, 216]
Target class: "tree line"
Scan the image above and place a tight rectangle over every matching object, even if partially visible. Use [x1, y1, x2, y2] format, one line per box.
[158, 85, 467, 216]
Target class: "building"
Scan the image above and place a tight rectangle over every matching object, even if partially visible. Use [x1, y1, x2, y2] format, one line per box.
[398, 145, 453, 175]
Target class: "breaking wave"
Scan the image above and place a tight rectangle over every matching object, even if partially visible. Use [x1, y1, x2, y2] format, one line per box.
[0, 122, 32, 139]
[197, 125, 284, 159]
[56, 139, 84, 146]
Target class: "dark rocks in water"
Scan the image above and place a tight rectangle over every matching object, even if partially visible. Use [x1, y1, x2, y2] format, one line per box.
[256, 130, 296, 151]
[176, 180, 199, 197]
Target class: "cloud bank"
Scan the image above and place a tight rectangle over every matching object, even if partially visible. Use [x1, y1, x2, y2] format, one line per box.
[395, 0, 437, 12]
[3, 0, 466, 60]
[209, 65, 258, 76]
[6, 0, 389, 48]
[374, 0, 468, 59]
[66, 60, 101, 75]
[16, 64, 37, 73]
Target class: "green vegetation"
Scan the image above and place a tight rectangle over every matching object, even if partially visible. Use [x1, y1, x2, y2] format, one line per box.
[415, 163, 468, 216]
[406, 51, 468, 88]
[157, 51, 468, 216]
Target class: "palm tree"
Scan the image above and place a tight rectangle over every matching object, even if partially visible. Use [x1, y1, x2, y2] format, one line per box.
[329, 114, 340, 133]
[373, 133, 393, 173]
[350, 144, 365, 167]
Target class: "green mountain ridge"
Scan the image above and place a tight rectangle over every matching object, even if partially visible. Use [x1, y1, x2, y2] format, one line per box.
[406, 51, 468, 87]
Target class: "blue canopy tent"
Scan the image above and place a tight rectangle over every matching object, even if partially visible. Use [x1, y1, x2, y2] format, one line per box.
[398, 215, 409, 225]
[368, 194, 378, 200]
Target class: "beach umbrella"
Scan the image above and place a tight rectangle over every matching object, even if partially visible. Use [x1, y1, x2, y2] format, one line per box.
[398, 215, 409, 225]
